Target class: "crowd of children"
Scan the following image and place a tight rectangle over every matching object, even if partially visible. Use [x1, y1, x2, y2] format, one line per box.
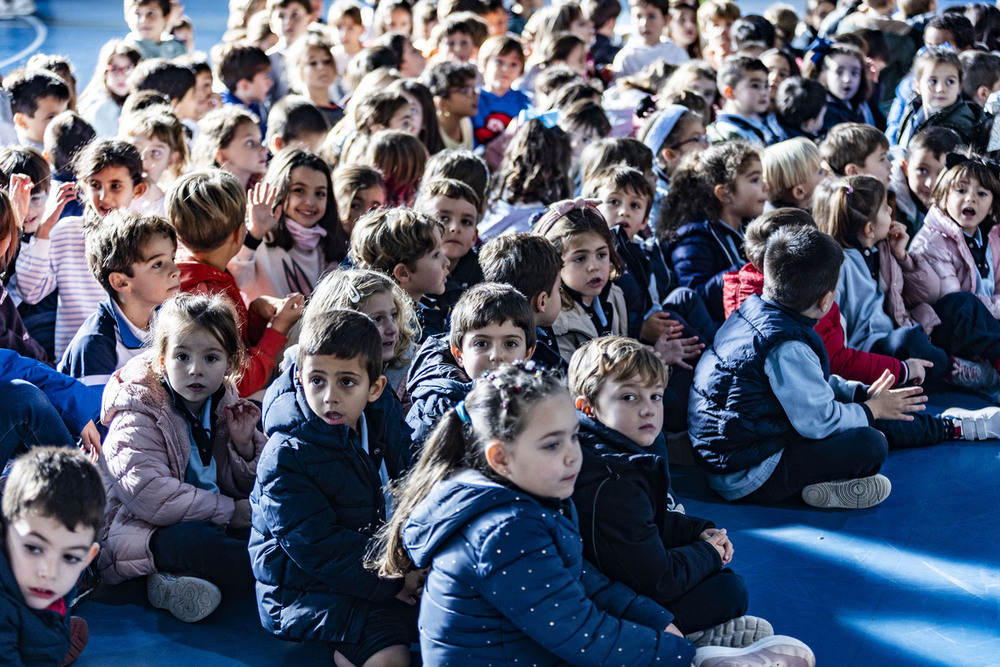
[5, 0, 1000, 664]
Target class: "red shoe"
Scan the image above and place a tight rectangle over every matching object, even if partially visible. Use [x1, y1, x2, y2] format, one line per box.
[61, 617, 88, 667]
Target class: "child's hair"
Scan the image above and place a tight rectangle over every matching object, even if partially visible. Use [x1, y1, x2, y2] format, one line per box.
[354, 92, 411, 134]
[812, 174, 886, 246]
[416, 177, 482, 213]
[931, 151, 1000, 223]
[637, 104, 702, 168]
[286, 31, 338, 93]
[361, 130, 427, 205]
[371, 362, 566, 577]
[908, 127, 961, 162]
[533, 66, 584, 105]
[582, 165, 655, 220]
[307, 269, 419, 369]
[960, 50, 1000, 100]
[131, 59, 197, 104]
[962, 3, 1000, 52]
[73, 138, 144, 186]
[328, 0, 363, 26]
[763, 225, 844, 312]
[86, 208, 178, 302]
[215, 41, 271, 93]
[433, 11, 489, 49]
[582, 0, 621, 29]
[373, 0, 413, 36]
[421, 60, 479, 99]
[263, 148, 343, 262]
[332, 163, 385, 226]
[819, 123, 888, 177]
[762, 138, 821, 204]
[119, 108, 190, 180]
[660, 140, 761, 242]
[386, 79, 444, 155]
[423, 149, 489, 212]
[534, 204, 623, 290]
[80, 39, 142, 107]
[343, 49, 400, 93]
[193, 106, 260, 170]
[349, 207, 443, 274]
[266, 95, 330, 148]
[717, 55, 768, 93]
[926, 13, 976, 51]
[548, 81, 603, 110]
[536, 32, 586, 69]
[43, 111, 96, 175]
[558, 99, 612, 140]
[743, 206, 815, 269]
[494, 119, 571, 205]
[775, 77, 827, 130]
[697, 0, 740, 29]
[911, 45, 963, 85]
[764, 3, 798, 46]
[297, 308, 384, 383]
[569, 335, 667, 404]
[166, 169, 247, 253]
[580, 138, 654, 186]
[448, 282, 537, 352]
[133, 0, 171, 14]
[761, 48, 799, 79]
[0, 146, 50, 193]
[121, 91, 171, 117]
[731, 15, 776, 51]
[479, 233, 563, 304]
[802, 42, 871, 106]
[0, 190, 19, 270]
[478, 34, 526, 71]
[898, 0, 932, 18]
[1, 447, 105, 534]
[150, 292, 247, 383]
[3, 69, 71, 117]
[619, 60, 679, 98]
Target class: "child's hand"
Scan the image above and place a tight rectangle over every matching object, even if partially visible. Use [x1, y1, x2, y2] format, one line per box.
[230, 498, 252, 530]
[246, 181, 282, 242]
[249, 296, 279, 322]
[903, 358, 934, 385]
[32, 182, 77, 238]
[864, 369, 927, 421]
[888, 221, 909, 262]
[7, 174, 32, 228]
[664, 622, 684, 637]
[394, 568, 426, 606]
[270, 293, 305, 335]
[653, 334, 704, 370]
[700, 528, 734, 565]
[79, 420, 102, 462]
[640, 312, 683, 344]
[225, 401, 260, 461]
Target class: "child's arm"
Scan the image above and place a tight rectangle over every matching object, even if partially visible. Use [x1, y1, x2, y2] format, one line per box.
[670, 228, 739, 320]
[216, 400, 267, 498]
[816, 301, 906, 386]
[0, 285, 48, 363]
[228, 183, 283, 298]
[0, 349, 100, 438]
[235, 295, 303, 397]
[903, 229, 960, 306]
[12, 222, 63, 305]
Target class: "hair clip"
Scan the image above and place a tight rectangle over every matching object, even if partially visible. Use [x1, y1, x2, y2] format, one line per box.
[806, 37, 833, 66]
[845, 185, 853, 194]
[346, 281, 362, 304]
[455, 401, 471, 424]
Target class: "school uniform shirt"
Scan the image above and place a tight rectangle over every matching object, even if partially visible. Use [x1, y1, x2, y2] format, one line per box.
[122, 34, 186, 60]
[478, 200, 547, 240]
[59, 296, 148, 390]
[707, 113, 785, 147]
[612, 39, 689, 78]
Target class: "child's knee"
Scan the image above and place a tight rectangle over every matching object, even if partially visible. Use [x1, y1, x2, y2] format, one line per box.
[856, 427, 889, 465]
[362, 645, 411, 667]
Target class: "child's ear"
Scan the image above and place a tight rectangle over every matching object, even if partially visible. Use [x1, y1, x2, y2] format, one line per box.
[862, 220, 876, 238]
[574, 395, 594, 416]
[900, 159, 908, 178]
[523, 344, 536, 362]
[532, 291, 547, 314]
[791, 183, 807, 203]
[977, 85, 992, 105]
[844, 163, 860, 176]
[132, 181, 147, 198]
[450, 343, 465, 367]
[392, 262, 410, 285]
[83, 542, 100, 568]
[722, 85, 735, 99]
[268, 135, 285, 154]
[484, 439, 511, 476]
[713, 183, 731, 204]
[12, 112, 28, 130]
[367, 374, 387, 403]
[108, 271, 131, 294]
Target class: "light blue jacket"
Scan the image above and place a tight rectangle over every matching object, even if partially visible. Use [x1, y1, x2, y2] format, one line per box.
[836, 248, 896, 352]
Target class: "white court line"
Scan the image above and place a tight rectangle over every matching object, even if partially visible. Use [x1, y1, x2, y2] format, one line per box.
[0, 15, 48, 70]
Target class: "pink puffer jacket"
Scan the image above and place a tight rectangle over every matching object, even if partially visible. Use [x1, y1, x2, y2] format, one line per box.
[96, 352, 265, 585]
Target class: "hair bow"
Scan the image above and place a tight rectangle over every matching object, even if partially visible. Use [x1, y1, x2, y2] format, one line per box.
[518, 107, 559, 129]
[532, 197, 603, 236]
[915, 42, 956, 59]
[806, 37, 834, 67]
[945, 152, 1000, 176]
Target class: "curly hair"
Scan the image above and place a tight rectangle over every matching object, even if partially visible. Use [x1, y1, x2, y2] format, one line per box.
[493, 119, 572, 206]
[349, 206, 444, 274]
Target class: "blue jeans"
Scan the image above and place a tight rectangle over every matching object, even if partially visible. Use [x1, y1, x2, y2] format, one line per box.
[0, 380, 75, 470]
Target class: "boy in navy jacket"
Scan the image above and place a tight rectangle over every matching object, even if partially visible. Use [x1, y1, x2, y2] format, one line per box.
[250, 309, 418, 666]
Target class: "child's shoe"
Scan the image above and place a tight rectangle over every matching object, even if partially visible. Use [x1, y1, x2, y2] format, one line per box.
[693, 635, 815, 666]
[686, 615, 773, 647]
[801, 474, 891, 509]
[949, 357, 1000, 391]
[942, 407, 1000, 440]
[147, 573, 221, 623]
[60, 617, 88, 666]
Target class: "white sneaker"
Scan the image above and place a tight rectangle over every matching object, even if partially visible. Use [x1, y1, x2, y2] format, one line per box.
[686, 615, 774, 648]
[942, 407, 1000, 440]
[950, 357, 1000, 391]
[801, 474, 891, 509]
[147, 573, 221, 623]
[694, 635, 815, 667]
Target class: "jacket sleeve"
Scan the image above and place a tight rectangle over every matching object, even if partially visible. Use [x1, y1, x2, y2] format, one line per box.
[475, 515, 697, 667]
[254, 440, 402, 602]
[0, 286, 47, 363]
[11, 236, 57, 305]
[235, 327, 287, 398]
[103, 410, 236, 527]
[0, 349, 99, 433]
[818, 302, 903, 386]
[670, 230, 735, 321]
[899, 240, 946, 307]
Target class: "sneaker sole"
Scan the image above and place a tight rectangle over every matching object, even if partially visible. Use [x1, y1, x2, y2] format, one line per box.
[147, 574, 221, 623]
[693, 635, 816, 667]
[801, 475, 891, 509]
[686, 615, 774, 648]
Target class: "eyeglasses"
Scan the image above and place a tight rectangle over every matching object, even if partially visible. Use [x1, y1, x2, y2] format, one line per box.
[450, 85, 480, 97]
[670, 134, 709, 149]
[106, 65, 134, 76]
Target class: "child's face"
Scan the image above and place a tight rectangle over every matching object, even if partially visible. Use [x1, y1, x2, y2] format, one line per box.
[334, 17, 364, 47]
[160, 327, 229, 414]
[566, 125, 602, 175]
[923, 26, 954, 48]
[286, 166, 329, 229]
[866, 195, 893, 244]
[216, 122, 268, 184]
[917, 62, 961, 112]
[345, 185, 386, 232]
[484, 8, 509, 36]
[705, 18, 734, 49]
[441, 81, 479, 118]
[271, 2, 312, 43]
[442, 32, 475, 62]
[663, 118, 708, 169]
[106, 55, 135, 98]
[489, 392, 581, 500]
[946, 176, 994, 234]
[725, 159, 768, 220]
[119, 234, 181, 314]
[299, 353, 385, 431]
[587, 376, 665, 447]
[632, 4, 667, 46]
[173, 25, 194, 51]
[904, 147, 946, 208]
[796, 163, 826, 209]
[358, 290, 400, 363]
[595, 186, 649, 241]
[399, 227, 450, 300]
[821, 54, 863, 102]
[5, 511, 98, 610]
[81, 165, 144, 217]
[386, 7, 412, 36]
[762, 52, 791, 102]
[193, 71, 216, 120]
[485, 52, 524, 93]
[129, 2, 168, 41]
[455, 319, 533, 379]
[172, 85, 200, 120]
[23, 185, 49, 235]
[668, 7, 698, 48]
[420, 194, 478, 263]
[688, 76, 717, 105]
[807, 1, 835, 30]
[16, 95, 68, 144]
[382, 105, 417, 135]
[859, 146, 891, 185]
[561, 231, 610, 305]
[130, 134, 177, 185]
[243, 69, 274, 102]
[302, 45, 337, 91]
[562, 44, 588, 77]
[570, 14, 595, 45]
[399, 39, 426, 79]
[728, 71, 770, 117]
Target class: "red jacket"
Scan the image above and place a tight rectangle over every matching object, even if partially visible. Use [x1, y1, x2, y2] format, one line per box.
[177, 249, 287, 397]
[723, 264, 904, 386]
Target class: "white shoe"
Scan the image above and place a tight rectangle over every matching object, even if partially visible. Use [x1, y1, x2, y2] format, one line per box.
[801, 474, 891, 509]
[942, 406, 1000, 440]
[147, 573, 221, 623]
[694, 635, 815, 666]
[686, 615, 774, 648]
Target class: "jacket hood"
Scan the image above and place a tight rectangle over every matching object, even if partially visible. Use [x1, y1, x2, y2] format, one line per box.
[405, 333, 471, 400]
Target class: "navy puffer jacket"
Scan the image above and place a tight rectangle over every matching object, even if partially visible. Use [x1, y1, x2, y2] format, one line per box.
[405, 334, 471, 448]
[666, 220, 745, 323]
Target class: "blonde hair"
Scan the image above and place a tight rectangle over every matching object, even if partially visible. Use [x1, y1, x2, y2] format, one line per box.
[568, 336, 668, 404]
[150, 292, 247, 384]
[308, 269, 420, 369]
[166, 169, 247, 253]
[119, 107, 190, 180]
[762, 137, 821, 203]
